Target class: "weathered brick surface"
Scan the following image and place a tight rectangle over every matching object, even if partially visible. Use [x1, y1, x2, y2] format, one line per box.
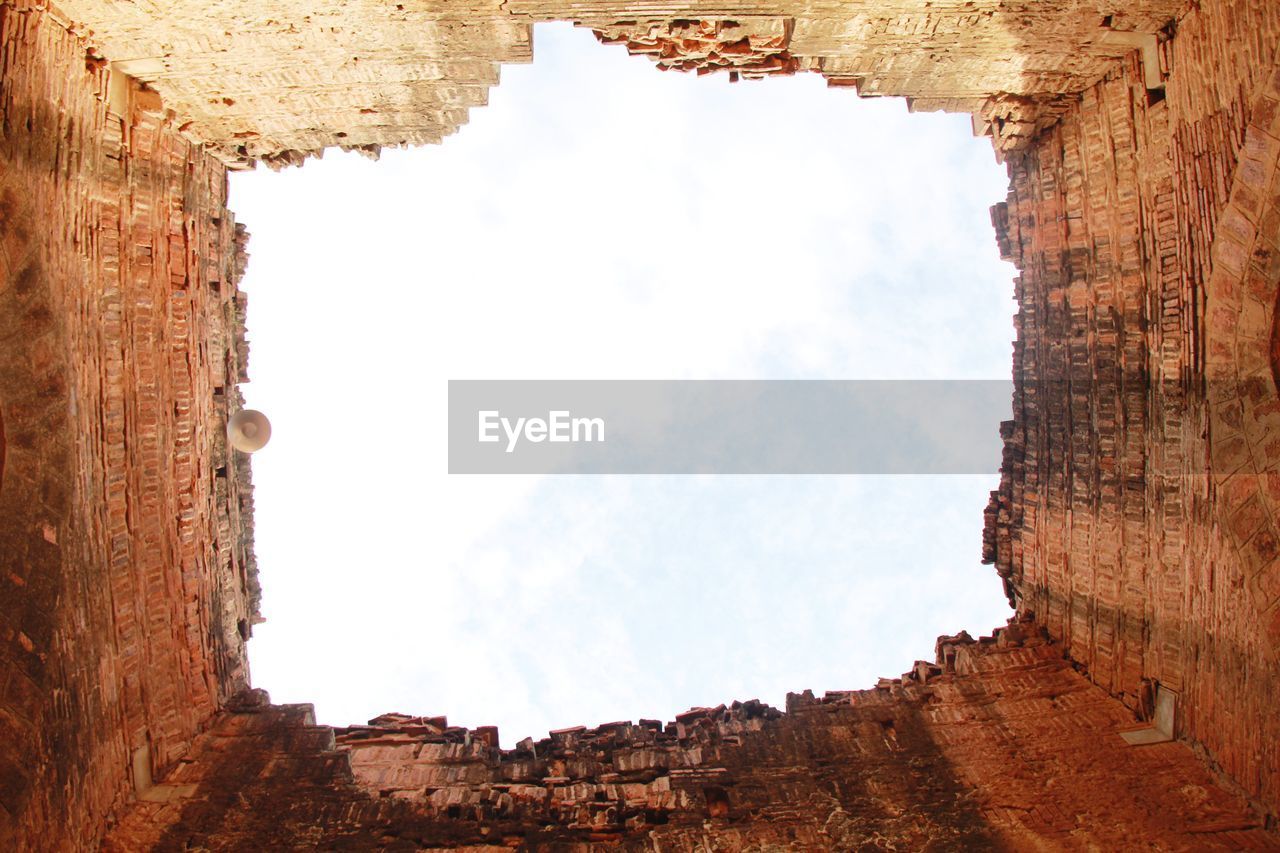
[4, 0, 1280, 848]
[591, 19, 798, 81]
[101, 618, 1275, 850]
[48, 0, 1188, 164]
[983, 0, 1280, 823]
[0, 4, 257, 849]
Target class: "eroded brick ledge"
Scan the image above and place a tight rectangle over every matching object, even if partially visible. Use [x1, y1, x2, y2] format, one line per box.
[101, 616, 1274, 850]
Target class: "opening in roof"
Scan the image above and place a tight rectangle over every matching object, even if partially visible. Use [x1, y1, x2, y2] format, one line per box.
[228, 22, 1017, 748]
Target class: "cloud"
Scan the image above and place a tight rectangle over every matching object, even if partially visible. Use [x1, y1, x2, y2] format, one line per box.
[234, 23, 1016, 745]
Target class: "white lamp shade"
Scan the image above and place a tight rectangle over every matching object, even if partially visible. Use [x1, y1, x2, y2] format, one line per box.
[228, 409, 272, 452]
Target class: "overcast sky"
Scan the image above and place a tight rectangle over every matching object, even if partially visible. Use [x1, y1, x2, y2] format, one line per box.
[231, 23, 1017, 745]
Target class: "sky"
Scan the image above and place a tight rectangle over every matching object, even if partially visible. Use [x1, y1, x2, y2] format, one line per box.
[230, 23, 1018, 746]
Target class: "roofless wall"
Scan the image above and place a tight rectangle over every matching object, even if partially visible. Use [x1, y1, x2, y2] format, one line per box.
[0, 0, 1277, 848]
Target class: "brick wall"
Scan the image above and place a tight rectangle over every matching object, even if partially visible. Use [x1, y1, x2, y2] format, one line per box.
[101, 617, 1274, 849]
[0, 4, 258, 848]
[984, 0, 1280, 821]
[49, 0, 1187, 164]
[4, 0, 1280, 847]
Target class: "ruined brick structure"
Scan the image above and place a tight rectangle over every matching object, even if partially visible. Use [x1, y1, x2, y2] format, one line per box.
[1, 0, 1278, 848]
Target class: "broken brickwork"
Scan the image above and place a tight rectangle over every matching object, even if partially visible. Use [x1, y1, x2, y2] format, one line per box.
[101, 618, 1273, 850]
[591, 20, 798, 81]
[50, 0, 1188, 165]
[2, 0, 1280, 848]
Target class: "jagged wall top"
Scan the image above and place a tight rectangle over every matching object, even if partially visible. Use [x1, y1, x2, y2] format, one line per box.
[50, 0, 1185, 166]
